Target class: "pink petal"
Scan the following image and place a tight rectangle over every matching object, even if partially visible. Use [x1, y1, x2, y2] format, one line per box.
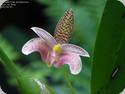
[55, 53, 82, 75]
[31, 27, 57, 46]
[62, 44, 90, 57]
[22, 38, 50, 61]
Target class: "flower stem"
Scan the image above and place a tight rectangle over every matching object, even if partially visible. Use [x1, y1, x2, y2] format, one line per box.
[64, 71, 77, 94]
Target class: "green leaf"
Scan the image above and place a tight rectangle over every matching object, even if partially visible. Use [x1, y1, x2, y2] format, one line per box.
[0, 46, 21, 77]
[0, 34, 20, 61]
[91, 0, 125, 94]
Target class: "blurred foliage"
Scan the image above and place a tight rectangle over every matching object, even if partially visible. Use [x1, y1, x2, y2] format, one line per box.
[0, 46, 46, 94]
[0, 34, 20, 61]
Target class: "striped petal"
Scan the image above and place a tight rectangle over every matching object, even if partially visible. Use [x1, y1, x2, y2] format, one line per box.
[62, 44, 90, 57]
[55, 53, 82, 75]
[31, 27, 57, 46]
[22, 38, 50, 61]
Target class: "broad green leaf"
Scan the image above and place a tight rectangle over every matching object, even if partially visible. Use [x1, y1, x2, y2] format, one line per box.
[91, 0, 125, 94]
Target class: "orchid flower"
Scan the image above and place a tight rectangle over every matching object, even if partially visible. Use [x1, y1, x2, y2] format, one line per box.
[22, 9, 90, 75]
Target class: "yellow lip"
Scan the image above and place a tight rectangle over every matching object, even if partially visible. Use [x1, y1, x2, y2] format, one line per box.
[53, 44, 62, 54]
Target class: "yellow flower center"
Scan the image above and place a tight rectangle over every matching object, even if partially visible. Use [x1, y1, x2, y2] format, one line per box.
[53, 44, 62, 54]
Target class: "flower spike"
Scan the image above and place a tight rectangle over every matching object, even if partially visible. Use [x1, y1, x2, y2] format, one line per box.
[54, 9, 74, 44]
